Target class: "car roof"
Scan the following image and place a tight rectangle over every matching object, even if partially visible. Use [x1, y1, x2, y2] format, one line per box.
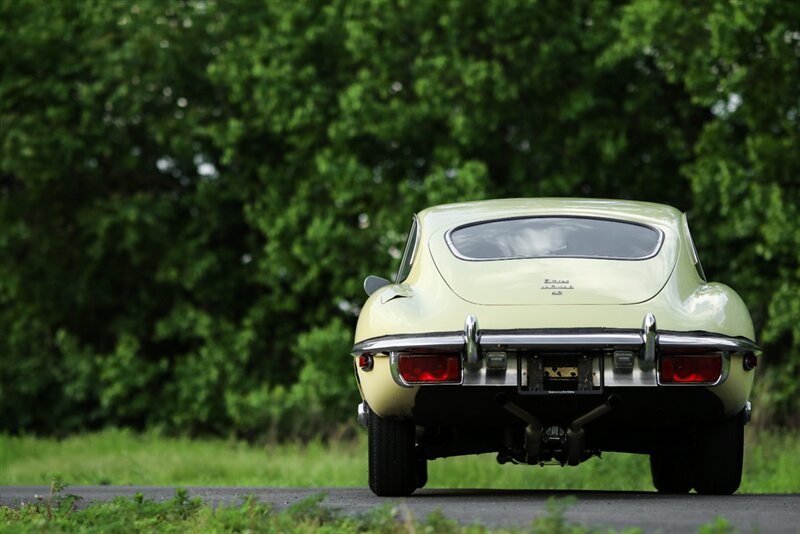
[416, 198, 684, 235]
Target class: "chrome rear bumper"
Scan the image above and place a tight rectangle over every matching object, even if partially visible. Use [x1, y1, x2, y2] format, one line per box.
[352, 313, 760, 389]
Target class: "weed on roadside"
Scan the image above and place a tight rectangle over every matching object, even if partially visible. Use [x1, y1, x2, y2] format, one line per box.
[1, 487, 734, 534]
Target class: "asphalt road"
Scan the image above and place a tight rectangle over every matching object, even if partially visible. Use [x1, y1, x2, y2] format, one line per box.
[2, 486, 798, 533]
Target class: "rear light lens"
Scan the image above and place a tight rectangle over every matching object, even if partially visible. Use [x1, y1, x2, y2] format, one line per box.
[358, 354, 373, 371]
[743, 353, 758, 371]
[398, 353, 461, 383]
[660, 353, 723, 384]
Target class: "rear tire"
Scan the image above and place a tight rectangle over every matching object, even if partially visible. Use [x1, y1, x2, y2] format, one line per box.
[416, 458, 428, 489]
[650, 448, 693, 494]
[692, 415, 744, 495]
[368, 411, 418, 496]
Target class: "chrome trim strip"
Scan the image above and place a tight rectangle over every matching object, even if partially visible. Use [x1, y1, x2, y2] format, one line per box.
[682, 213, 707, 282]
[395, 215, 420, 284]
[389, 351, 414, 388]
[658, 333, 760, 352]
[354, 334, 464, 355]
[353, 330, 760, 356]
[466, 332, 644, 349]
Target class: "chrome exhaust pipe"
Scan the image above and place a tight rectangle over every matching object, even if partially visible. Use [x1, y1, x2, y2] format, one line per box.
[496, 393, 542, 429]
[496, 393, 543, 464]
[566, 395, 622, 466]
[570, 394, 622, 433]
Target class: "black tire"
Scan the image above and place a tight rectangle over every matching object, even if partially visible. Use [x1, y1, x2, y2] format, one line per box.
[650, 448, 693, 494]
[416, 457, 428, 489]
[368, 411, 418, 496]
[692, 415, 744, 495]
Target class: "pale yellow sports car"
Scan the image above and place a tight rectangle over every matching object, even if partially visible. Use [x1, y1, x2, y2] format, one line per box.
[353, 198, 759, 496]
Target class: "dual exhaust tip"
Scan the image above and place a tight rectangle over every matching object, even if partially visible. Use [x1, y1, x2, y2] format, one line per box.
[495, 393, 622, 430]
[495, 393, 622, 466]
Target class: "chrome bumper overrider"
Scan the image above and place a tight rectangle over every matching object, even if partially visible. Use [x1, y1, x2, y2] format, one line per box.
[352, 313, 760, 389]
[357, 401, 370, 428]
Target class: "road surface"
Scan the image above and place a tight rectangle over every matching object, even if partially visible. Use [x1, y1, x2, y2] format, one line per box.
[2, 486, 798, 533]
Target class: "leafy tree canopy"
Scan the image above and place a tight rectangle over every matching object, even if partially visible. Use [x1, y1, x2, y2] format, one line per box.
[1, 0, 797, 435]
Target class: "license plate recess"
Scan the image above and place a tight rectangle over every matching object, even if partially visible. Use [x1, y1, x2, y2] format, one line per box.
[518, 352, 603, 395]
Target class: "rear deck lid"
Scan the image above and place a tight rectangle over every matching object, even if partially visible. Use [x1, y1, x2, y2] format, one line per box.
[429, 216, 677, 305]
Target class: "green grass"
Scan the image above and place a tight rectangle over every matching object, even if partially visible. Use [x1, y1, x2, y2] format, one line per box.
[2, 485, 742, 534]
[1, 428, 798, 492]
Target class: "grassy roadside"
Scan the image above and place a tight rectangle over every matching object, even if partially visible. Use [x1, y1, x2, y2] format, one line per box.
[2, 486, 746, 534]
[2, 428, 798, 492]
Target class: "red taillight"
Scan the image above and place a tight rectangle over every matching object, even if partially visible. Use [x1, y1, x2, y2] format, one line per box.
[358, 354, 373, 371]
[398, 354, 461, 383]
[660, 353, 722, 384]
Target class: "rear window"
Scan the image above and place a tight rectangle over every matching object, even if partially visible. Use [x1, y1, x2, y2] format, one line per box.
[447, 217, 662, 260]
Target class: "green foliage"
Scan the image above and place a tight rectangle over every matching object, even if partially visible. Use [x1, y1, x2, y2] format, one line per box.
[226, 319, 359, 440]
[5, 486, 748, 534]
[0, 0, 797, 436]
[606, 0, 800, 425]
[697, 517, 736, 534]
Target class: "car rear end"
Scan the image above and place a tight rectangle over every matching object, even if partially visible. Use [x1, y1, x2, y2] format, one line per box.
[354, 199, 759, 496]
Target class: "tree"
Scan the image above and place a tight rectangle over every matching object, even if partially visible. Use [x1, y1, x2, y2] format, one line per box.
[1, 0, 796, 436]
[608, 0, 800, 424]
